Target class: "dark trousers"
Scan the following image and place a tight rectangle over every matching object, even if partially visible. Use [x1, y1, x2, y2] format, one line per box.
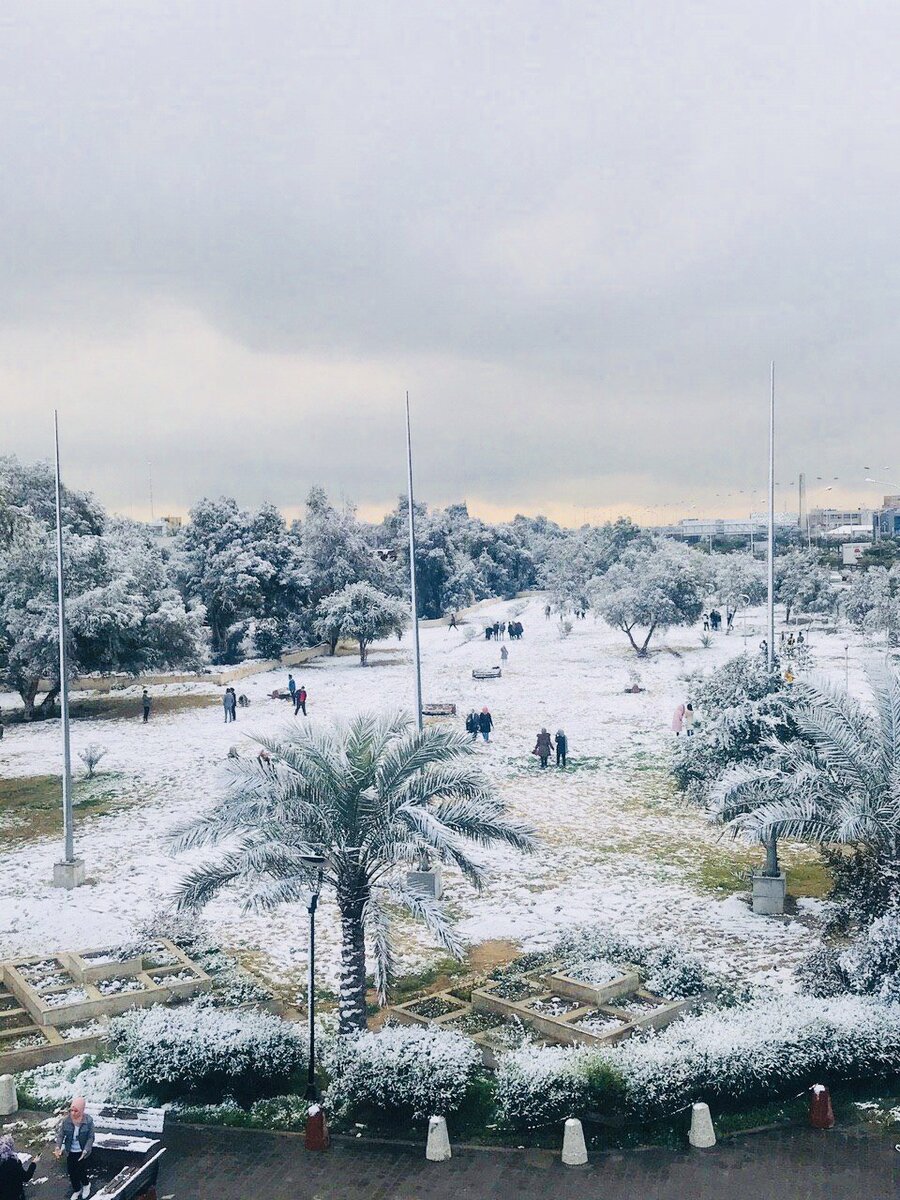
[556, 748, 566, 766]
[295, 699, 307, 715]
[142, 708, 150, 723]
[539, 755, 549, 768]
[67, 1151, 89, 1192]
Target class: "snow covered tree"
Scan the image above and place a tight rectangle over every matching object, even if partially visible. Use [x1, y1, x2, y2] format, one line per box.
[298, 487, 390, 612]
[0, 462, 206, 715]
[172, 713, 536, 1033]
[774, 548, 835, 623]
[843, 566, 900, 646]
[589, 538, 707, 655]
[544, 519, 646, 614]
[671, 654, 790, 803]
[711, 667, 900, 907]
[713, 553, 767, 620]
[177, 497, 308, 661]
[314, 582, 407, 664]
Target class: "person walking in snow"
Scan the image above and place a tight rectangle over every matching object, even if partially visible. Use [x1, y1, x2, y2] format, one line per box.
[449, 612, 458, 629]
[0, 1133, 36, 1200]
[499, 620, 506, 640]
[465, 711, 478, 740]
[683, 702, 695, 737]
[484, 625, 493, 641]
[533, 727, 553, 768]
[702, 612, 710, 632]
[141, 689, 151, 723]
[544, 604, 551, 620]
[478, 707, 493, 742]
[554, 728, 568, 767]
[54, 1097, 94, 1200]
[672, 703, 685, 736]
[294, 685, 308, 716]
[288, 674, 297, 703]
[500, 644, 509, 663]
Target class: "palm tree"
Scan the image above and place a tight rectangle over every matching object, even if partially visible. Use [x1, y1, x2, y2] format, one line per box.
[710, 667, 900, 877]
[171, 712, 536, 1033]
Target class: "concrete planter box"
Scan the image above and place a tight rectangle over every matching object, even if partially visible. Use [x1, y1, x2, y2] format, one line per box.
[405, 866, 443, 900]
[752, 871, 787, 915]
[64, 951, 145, 985]
[0, 1023, 107, 1074]
[544, 967, 641, 1007]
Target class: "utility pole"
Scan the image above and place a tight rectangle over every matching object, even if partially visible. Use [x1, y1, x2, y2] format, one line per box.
[52, 412, 84, 889]
[405, 393, 423, 730]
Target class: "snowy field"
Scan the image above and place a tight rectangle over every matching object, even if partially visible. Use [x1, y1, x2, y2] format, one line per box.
[0, 596, 883, 1001]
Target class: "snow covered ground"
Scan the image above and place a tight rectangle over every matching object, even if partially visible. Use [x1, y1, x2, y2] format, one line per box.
[0, 596, 884, 1001]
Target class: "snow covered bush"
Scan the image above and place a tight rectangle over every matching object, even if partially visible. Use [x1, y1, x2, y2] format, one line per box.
[78, 743, 107, 778]
[108, 1002, 306, 1104]
[16, 1055, 134, 1110]
[613, 994, 900, 1118]
[553, 926, 715, 1000]
[497, 994, 900, 1125]
[494, 1044, 598, 1129]
[323, 1026, 482, 1119]
[839, 908, 900, 1003]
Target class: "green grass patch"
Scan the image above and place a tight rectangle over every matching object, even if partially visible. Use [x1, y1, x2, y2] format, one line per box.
[390, 957, 470, 1005]
[0, 772, 132, 845]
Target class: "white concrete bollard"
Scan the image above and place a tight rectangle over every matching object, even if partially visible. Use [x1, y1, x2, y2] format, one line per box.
[0, 1074, 18, 1117]
[426, 1115, 452, 1162]
[561, 1117, 588, 1166]
[689, 1102, 716, 1148]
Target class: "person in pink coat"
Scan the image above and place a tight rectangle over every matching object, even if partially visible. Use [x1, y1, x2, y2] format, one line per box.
[672, 703, 686, 735]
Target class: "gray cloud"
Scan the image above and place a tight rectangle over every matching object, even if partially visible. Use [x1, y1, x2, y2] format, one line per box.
[1, 1, 899, 521]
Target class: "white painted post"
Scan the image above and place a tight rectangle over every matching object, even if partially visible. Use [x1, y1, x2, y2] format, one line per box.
[0, 1074, 18, 1116]
[561, 1117, 588, 1165]
[689, 1101, 716, 1148]
[426, 1115, 451, 1161]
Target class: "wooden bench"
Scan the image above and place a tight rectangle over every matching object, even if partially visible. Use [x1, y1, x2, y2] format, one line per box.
[472, 667, 502, 680]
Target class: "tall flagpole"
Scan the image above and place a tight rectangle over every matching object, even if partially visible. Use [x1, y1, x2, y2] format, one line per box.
[766, 364, 775, 672]
[53, 411, 82, 887]
[405, 393, 424, 730]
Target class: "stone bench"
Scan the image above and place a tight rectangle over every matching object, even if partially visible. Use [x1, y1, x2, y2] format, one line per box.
[472, 667, 502, 680]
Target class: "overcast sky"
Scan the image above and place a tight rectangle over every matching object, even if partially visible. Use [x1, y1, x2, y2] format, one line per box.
[1, 2, 899, 525]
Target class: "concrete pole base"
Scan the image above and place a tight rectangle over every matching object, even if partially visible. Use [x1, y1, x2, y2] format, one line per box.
[751, 870, 786, 915]
[426, 1115, 451, 1161]
[0, 1074, 18, 1116]
[406, 866, 443, 900]
[689, 1102, 716, 1148]
[53, 858, 85, 889]
[561, 1118, 588, 1165]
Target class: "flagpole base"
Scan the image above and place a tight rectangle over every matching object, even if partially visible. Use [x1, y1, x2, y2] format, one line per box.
[53, 859, 85, 889]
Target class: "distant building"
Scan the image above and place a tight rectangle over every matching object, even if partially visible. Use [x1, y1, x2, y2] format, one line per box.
[874, 495, 900, 539]
[808, 507, 875, 536]
[146, 515, 182, 540]
[675, 513, 795, 541]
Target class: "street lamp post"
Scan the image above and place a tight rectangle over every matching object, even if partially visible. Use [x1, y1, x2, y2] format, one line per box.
[301, 855, 327, 1102]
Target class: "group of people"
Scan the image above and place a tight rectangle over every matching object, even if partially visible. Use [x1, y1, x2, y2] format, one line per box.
[702, 609, 734, 633]
[672, 702, 695, 736]
[222, 687, 239, 722]
[0, 1096, 93, 1200]
[484, 620, 524, 641]
[533, 727, 568, 767]
[287, 675, 308, 715]
[465, 707, 494, 741]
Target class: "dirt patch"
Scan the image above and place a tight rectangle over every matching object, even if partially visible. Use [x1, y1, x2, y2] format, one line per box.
[69, 693, 218, 721]
[467, 939, 520, 972]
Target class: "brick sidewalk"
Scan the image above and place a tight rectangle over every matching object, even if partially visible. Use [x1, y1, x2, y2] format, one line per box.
[16, 1120, 899, 1199]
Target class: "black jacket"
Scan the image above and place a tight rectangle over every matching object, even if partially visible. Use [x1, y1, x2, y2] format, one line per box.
[478, 712, 493, 733]
[0, 1155, 36, 1200]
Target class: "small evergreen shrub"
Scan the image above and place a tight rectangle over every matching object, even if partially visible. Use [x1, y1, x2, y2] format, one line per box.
[108, 1002, 306, 1104]
[324, 1026, 481, 1119]
[494, 1044, 594, 1129]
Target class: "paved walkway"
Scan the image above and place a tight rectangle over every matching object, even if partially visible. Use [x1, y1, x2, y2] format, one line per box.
[16, 1120, 900, 1199]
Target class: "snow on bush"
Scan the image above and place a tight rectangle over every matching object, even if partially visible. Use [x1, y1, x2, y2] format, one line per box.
[495, 995, 900, 1126]
[108, 1002, 306, 1104]
[554, 926, 714, 999]
[839, 907, 900, 1003]
[612, 994, 900, 1117]
[16, 1055, 134, 1111]
[324, 1025, 481, 1119]
[493, 1043, 596, 1129]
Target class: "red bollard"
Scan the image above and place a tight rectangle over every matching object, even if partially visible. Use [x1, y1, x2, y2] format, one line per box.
[809, 1084, 835, 1129]
[305, 1103, 331, 1150]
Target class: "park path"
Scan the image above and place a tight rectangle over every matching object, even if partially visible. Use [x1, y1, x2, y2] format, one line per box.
[15, 1122, 900, 1200]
